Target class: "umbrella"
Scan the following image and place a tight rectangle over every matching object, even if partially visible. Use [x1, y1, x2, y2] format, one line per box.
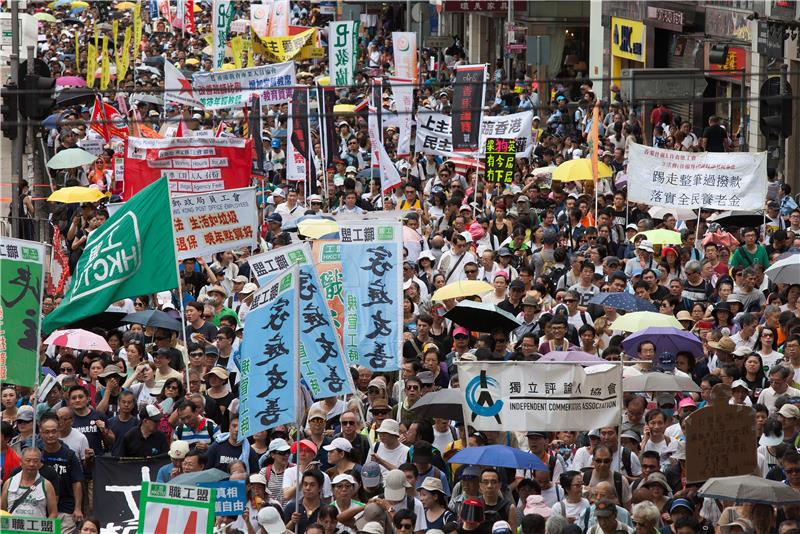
[697, 475, 800, 505]
[170, 468, 229, 486]
[634, 229, 682, 245]
[284, 214, 335, 233]
[54, 0, 71, 6]
[34, 13, 58, 22]
[62, 17, 82, 25]
[552, 159, 613, 182]
[122, 309, 183, 332]
[46, 148, 98, 169]
[444, 300, 521, 333]
[765, 253, 800, 285]
[297, 219, 339, 239]
[538, 351, 605, 363]
[622, 327, 704, 358]
[56, 76, 87, 88]
[588, 292, 657, 313]
[47, 186, 105, 203]
[56, 87, 96, 107]
[411, 388, 463, 421]
[44, 329, 113, 353]
[623, 372, 700, 393]
[706, 210, 764, 228]
[71, 0, 89, 7]
[431, 280, 493, 301]
[449, 445, 548, 471]
[66, 311, 128, 331]
[116, 1, 136, 9]
[611, 312, 683, 333]
[648, 206, 697, 221]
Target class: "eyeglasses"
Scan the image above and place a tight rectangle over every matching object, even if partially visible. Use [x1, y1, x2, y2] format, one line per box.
[341, 420, 356, 426]
[371, 410, 389, 415]
[398, 523, 414, 530]
[134, 302, 145, 307]
[563, 299, 577, 304]
[594, 458, 611, 464]
[465, 269, 478, 275]
[405, 385, 420, 391]
[762, 333, 774, 337]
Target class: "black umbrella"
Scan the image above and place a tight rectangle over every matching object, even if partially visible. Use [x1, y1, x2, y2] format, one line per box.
[143, 56, 165, 68]
[66, 311, 128, 331]
[62, 17, 82, 25]
[56, 88, 95, 107]
[411, 388, 463, 421]
[444, 300, 521, 333]
[707, 210, 764, 228]
[122, 309, 183, 332]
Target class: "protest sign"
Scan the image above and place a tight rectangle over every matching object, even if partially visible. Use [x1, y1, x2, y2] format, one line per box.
[0, 238, 44, 387]
[248, 243, 353, 399]
[452, 64, 487, 151]
[0, 517, 60, 534]
[193, 61, 296, 110]
[239, 267, 299, 438]
[340, 221, 403, 371]
[329, 21, 359, 86]
[212, 0, 234, 69]
[372, 114, 402, 193]
[392, 32, 418, 82]
[389, 77, 414, 157]
[311, 240, 345, 344]
[286, 90, 310, 183]
[252, 27, 317, 62]
[249, 0, 271, 38]
[458, 362, 623, 431]
[415, 111, 458, 158]
[198, 480, 246, 516]
[478, 111, 533, 157]
[123, 136, 252, 198]
[138, 481, 216, 534]
[171, 187, 257, 260]
[684, 403, 756, 483]
[627, 143, 768, 211]
[484, 138, 516, 184]
[78, 137, 105, 156]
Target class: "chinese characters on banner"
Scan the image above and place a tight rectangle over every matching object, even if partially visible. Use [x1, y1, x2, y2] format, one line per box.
[452, 64, 487, 151]
[311, 240, 345, 345]
[484, 138, 516, 184]
[248, 244, 353, 399]
[138, 481, 216, 534]
[0, 517, 61, 534]
[287, 88, 312, 184]
[415, 112, 458, 158]
[388, 77, 414, 157]
[340, 221, 403, 372]
[392, 32, 418, 83]
[238, 267, 299, 438]
[627, 143, 768, 210]
[329, 21, 360, 86]
[252, 28, 321, 62]
[478, 111, 533, 158]
[171, 187, 258, 260]
[193, 61, 296, 110]
[123, 136, 253, 198]
[198, 480, 246, 516]
[212, 0, 234, 69]
[0, 238, 45, 387]
[458, 362, 623, 431]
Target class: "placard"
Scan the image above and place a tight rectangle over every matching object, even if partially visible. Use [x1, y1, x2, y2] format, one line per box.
[0, 517, 60, 534]
[138, 481, 216, 534]
[311, 240, 345, 345]
[684, 403, 756, 483]
[192, 61, 296, 109]
[484, 138, 516, 184]
[198, 480, 246, 516]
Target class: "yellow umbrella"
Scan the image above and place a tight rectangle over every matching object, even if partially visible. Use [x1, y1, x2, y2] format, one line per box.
[317, 76, 330, 87]
[193, 3, 201, 12]
[431, 280, 493, 301]
[71, 0, 89, 7]
[47, 186, 106, 204]
[611, 312, 683, 333]
[333, 104, 356, 114]
[552, 159, 613, 182]
[296, 219, 339, 239]
[116, 1, 136, 9]
[185, 58, 200, 65]
[634, 229, 682, 245]
[34, 13, 58, 22]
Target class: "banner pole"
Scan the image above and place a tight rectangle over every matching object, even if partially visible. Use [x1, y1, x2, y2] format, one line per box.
[694, 208, 702, 249]
[31, 245, 45, 446]
[166, 184, 190, 387]
[293, 270, 302, 534]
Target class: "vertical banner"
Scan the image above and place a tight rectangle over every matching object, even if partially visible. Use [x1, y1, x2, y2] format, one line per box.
[367, 106, 381, 168]
[370, 78, 383, 142]
[118, 27, 132, 84]
[86, 43, 97, 88]
[249, 96, 265, 176]
[238, 266, 299, 438]
[230, 35, 244, 69]
[340, 221, 403, 372]
[175, 0, 185, 30]
[184, 0, 196, 33]
[133, 1, 144, 55]
[317, 85, 338, 172]
[269, 0, 290, 37]
[452, 64, 487, 152]
[100, 36, 110, 91]
[138, 481, 216, 534]
[392, 32, 418, 83]
[388, 77, 414, 157]
[484, 138, 516, 184]
[329, 21, 360, 87]
[0, 238, 45, 387]
[248, 244, 353, 399]
[250, 0, 272, 38]
[212, 0, 234, 69]
[311, 240, 345, 345]
[286, 92, 308, 183]
[75, 32, 80, 72]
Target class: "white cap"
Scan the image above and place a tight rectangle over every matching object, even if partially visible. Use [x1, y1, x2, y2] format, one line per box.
[257, 506, 286, 533]
[249, 473, 267, 485]
[332, 473, 357, 486]
[323, 437, 354, 452]
[240, 282, 258, 294]
[272, 187, 286, 198]
[169, 440, 189, 459]
[730, 379, 751, 392]
[377, 418, 401, 436]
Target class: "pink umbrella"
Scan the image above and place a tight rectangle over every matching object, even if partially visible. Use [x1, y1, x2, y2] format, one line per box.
[55, 76, 88, 88]
[43, 328, 113, 353]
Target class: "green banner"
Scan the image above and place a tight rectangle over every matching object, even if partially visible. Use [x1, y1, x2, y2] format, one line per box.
[43, 178, 179, 334]
[0, 516, 61, 534]
[138, 481, 216, 533]
[1, 237, 45, 387]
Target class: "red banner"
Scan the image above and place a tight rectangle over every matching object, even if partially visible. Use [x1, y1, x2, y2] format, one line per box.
[123, 136, 253, 199]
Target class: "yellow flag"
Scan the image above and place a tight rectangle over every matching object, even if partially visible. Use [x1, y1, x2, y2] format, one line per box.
[93, 21, 98, 49]
[252, 28, 315, 62]
[112, 19, 119, 58]
[133, 1, 143, 57]
[246, 38, 254, 68]
[118, 27, 132, 85]
[100, 37, 110, 91]
[231, 36, 243, 69]
[86, 43, 97, 88]
[75, 33, 80, 72]
[202, 33, 213, 47]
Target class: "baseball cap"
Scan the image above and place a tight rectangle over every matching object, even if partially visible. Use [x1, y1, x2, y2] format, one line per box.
[140, 404, 163, 422]
[15, 405, 34, 422]
[593, 499, 616, 517]
[323, 437, 353, 452]
[257, 506, 286, 533]
[332, 473, 357, 486]
[384, 469, 411, 501]
[670, 498, 694, 514]
[492, 520, 514, 534]
[779, 404, 800, 419]
[169, 440, 190, 459]
[249, 473, 267, 485]
[267, 438, 291, 453]
[361, 461, 382, 488]
[453, 327, 470, 338]
[290, 439, 318, 454]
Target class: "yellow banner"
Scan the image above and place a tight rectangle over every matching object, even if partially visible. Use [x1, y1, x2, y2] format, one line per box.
[100, 37, 110, 91]
[86, 43, 97, 88]
[252, 28, 316, 62]
[118, 27, 132, 85]
[75, 33, 80, 72]
[231, 35, 243, 69]
[133, 1, 143, 55]
[112, 19, 119, 57]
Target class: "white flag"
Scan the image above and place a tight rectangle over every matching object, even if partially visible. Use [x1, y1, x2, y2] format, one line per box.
[250, 0, 272, 38]
[164, 60, 203, 108]
[285, 101, 306, 183]
[388, 77, 413, 157]
[269, 0, 290, 37]
[370, 107, 402, 194]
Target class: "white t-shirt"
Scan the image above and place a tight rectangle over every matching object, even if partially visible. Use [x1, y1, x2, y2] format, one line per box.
[366, 441, 410, 477]
[552, 498, 590, 522]
[61, 428, 90, 460]
[282, 465, 333, 499]
[539, 484, 563, 507]
[433, 426, 455, 454]
[569, 446, 593, 471]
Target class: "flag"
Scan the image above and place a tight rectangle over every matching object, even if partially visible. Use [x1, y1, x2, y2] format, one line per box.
[164, 59, 202, 108]
[249, 96, 264, 174]
[184, 0, 196, 33]
[117, 27, 132, 85]
[90, 96, 129, 142]
[174, 116, 188, 137]
[212, 0, 234, 69]
[373, 113, 402, 193]
[158, 0, 172, 25]
[48, 225, 70, 296]
[231, 35, 243, 69]
[75, 33, 80, 72]
[174, 0, 185, 29]
[100, 36, 110, 90]
[268, 0, 289, 37]
[133, 1, 144, 56]
[250, 0, 272, 39]
[42, 178, 179, 334]
[86, 43, 97, 88]
[215, 121, 227, 137]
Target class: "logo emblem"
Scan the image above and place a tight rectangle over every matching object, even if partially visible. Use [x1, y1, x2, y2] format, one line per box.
[465, 370, 503, 423]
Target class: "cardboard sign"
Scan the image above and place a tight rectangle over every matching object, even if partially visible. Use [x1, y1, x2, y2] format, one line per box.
[684, 403, 756, 483]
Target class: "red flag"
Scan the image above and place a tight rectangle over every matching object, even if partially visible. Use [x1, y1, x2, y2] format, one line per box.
[215, 121, 227, 137]
[90, 95, 128, 142]
[89, 95, 109, 141]
[185, 0, 196, 33]
[175, 118, 186, 137]
[48, 224, 70, 296]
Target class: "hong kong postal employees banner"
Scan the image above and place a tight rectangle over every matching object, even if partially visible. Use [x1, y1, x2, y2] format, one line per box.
[458, 362, 623, 431]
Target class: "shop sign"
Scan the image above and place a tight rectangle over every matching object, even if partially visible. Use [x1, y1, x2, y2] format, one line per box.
[443, 1, 526, 12]
[705, 7, 751, 42]
[707, 45, 750, 82]
[647, 7, 684, 30]
[611, 17, 646, 63]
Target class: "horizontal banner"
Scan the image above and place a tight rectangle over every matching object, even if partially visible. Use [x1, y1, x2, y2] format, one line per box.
[193, 61, 296, 109]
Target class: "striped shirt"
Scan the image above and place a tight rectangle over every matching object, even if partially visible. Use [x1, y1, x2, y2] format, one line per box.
[171, 417, 220, 447]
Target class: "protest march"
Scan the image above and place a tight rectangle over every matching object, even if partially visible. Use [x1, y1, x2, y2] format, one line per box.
[2, 2, 800, 534]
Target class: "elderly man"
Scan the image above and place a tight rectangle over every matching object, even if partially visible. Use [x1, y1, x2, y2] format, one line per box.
[759, 366, 800, 413]
[588, 499, 633, 534]
[1, 447, 58, 518]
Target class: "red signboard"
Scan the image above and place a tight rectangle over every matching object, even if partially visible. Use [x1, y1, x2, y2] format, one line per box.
[444, 1, 526, 12]
[708, 46, 749, 82]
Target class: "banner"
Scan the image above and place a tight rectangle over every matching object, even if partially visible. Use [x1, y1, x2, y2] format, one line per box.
[329, 21, 360, 87]
[415, 111, 457, 158]
[340, 221, 403, 372]
[452, 64, 487, 151]
[230, 35, 243, 68]
[269, 0, 290, 37]
[318, 85, 338, 170]
[627, 144, 768, 211]
[165, 60, 203, 109]
[117, 27, 132, 84]
[392, 32, 418, 83]
[198, 480, 246, 516]
[484, 138, 516, 184]
[94, 455, 171, 532]
[250, 0, 272, 38]
[311, 240, 344, 345]
[193, 61, 295, 110]
[0, 238, 44, 387]
[478, 111, 533, 157]
[248, 96, 265, 175]
[367, 105, 381, 169]
[286, 94, 308, 183]
[100, 36, 110, 91]
[185, 0, 196, 33]
[239, 267, 299, 438]
[388, 77, 414, 157]
[171, 187, 257, 260]
[123, 136, 253, 197]
[458, 362, 623, 431]
[86, 43, 97, 88]
[0, 517, 60, 534]
[138, 481, 215, 534]
[212, 0, 234, 69]
[374, 120, 402, 193]
[249, 243, 354, 399]
[133, 1, 144, 55]
[42, 178, 178, 334]
[252, 28, 318, 62]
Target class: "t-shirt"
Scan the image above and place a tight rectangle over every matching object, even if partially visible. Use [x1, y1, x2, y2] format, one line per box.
[282, 465, 333, 499]
[185, 321, 218, 344]
[120, 427, 168, 458]
[205, 440, 259, 473]
[366, 441, 410, 477]
[40, 443, 84, 513]
[552, 497, 590, 521]
[60, 428, 90, 461]
[682, 279, 712, 305]
[702, 124, 727, 152]
[569, 283, 600, 306]
[108, 416, 140, 457]
[72, 409, 107, 457]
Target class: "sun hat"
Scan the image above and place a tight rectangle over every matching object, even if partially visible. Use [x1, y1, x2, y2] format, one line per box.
[383, 469, 411, 501]
[523, 494, 552, 517]
[377, 418, 400, 436]
[420, 476, 446, 495]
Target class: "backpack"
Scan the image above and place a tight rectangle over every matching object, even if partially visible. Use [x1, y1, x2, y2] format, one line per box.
[582, 468, 624, 505]
[175, 419, 216, 443]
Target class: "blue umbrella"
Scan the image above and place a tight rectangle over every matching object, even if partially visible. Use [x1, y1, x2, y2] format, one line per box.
[449, 445, 548, 471]
[42, 113, 61, 130]
[621, 327, 703, 358]
[588, 292, 657, 312]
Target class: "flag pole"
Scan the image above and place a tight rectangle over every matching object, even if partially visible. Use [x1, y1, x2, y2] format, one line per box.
[165, 180, 190, 387]
[293, 269, 303, 534]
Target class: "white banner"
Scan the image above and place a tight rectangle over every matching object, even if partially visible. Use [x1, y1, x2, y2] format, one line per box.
[371, 107, 402, 193]
[250, 0, 272, 38]
[479, 111, 533, 158]
[627, 143, 768, 211]
[212, 0, 234, 69]
[368, 106, 381, 168]
[329, 21, 359, 87]
[286, 101, 306, 183]
[193, 61, 295, 110]
[389, 77, 414, 157]
[170, 187, 258, 260]
[392, 32, 417, 83]
[458, 362, 623, 432]
[414, 111, 458, 158]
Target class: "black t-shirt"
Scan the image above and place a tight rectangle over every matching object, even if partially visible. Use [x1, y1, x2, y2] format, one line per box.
[205, 439, 260, 473]
[182, 270, 209, 298]
[702, 124, 727, 152]
[185, 321, 218, 344]
[72, 409, 108, 457]
[120, 427, 168, 458]
[498, 298, 523, 318]
[108, 415, 140, 457]
[283, 499, 321, 533]
[649, 285, 670, 303]
[40, 443, 84, 513]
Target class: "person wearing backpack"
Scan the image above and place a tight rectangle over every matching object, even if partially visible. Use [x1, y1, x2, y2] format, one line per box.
[552, 470, 590, 523]
[582, 445, 632, 509]
[172, 398, 220, 451]
[598, 427, 641, 480]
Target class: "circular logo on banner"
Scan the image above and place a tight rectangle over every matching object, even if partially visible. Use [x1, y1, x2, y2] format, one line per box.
[397, 36, 410, 52]
[254, 6, 265, 17]
[465, 370, 503, 423]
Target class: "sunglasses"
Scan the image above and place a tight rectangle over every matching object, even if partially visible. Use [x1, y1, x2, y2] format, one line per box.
[60, 367, 74, 372]
[372, 409, 390, 415]
[405, 385, 420, 391]
[273, 450, 290, 456]
[594, 458, 611, 464]
[465, 270, 478, 275]
[341, 420, 357, 426]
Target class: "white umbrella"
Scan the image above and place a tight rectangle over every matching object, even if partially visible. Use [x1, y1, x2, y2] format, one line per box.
[765, 253, 800, 284]
[648, 206, 697, 221]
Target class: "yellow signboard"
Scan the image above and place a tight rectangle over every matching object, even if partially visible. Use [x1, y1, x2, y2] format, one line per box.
[611, 17, 646, 63]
